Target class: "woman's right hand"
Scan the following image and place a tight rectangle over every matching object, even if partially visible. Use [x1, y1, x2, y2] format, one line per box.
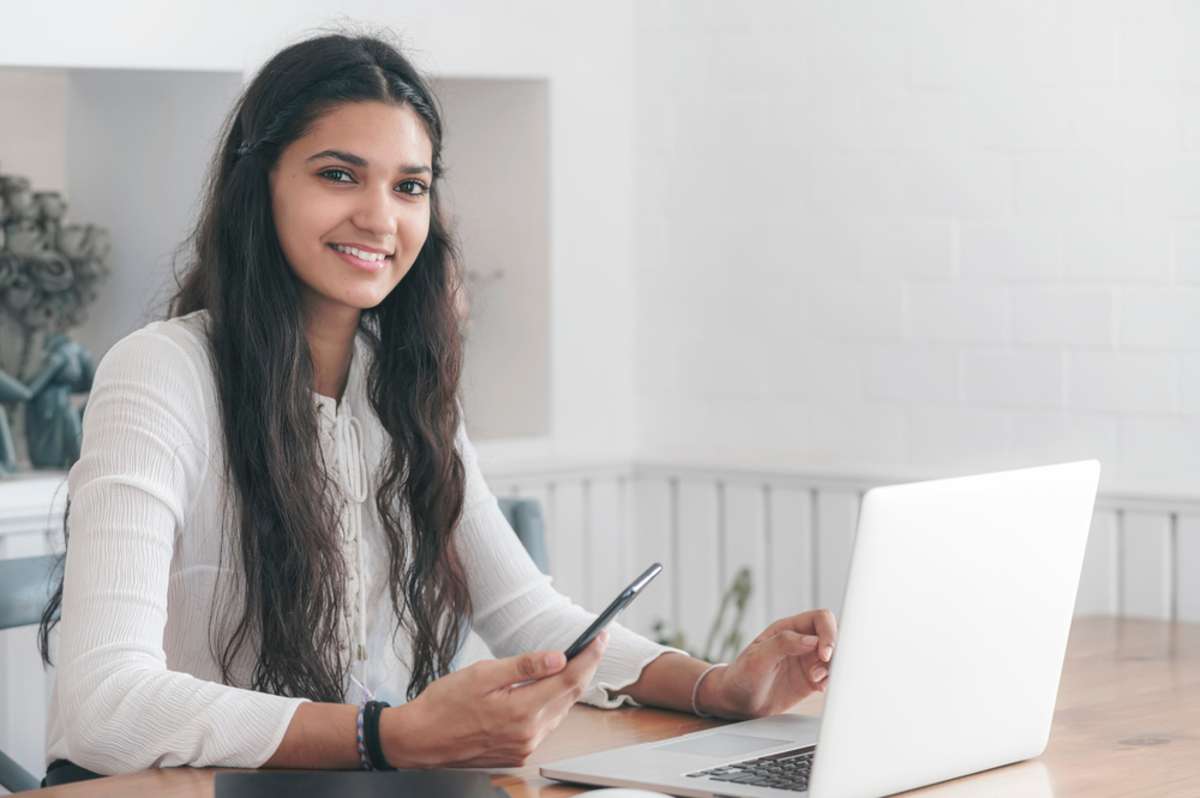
[381, 629, 610, 768]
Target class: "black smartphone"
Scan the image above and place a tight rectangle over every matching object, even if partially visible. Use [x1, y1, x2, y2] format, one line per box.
[563, 563, 663, 660]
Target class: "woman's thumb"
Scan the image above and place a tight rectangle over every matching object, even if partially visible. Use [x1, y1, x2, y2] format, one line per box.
[501, 650, 566, 687]
[772, 630, 821, 658]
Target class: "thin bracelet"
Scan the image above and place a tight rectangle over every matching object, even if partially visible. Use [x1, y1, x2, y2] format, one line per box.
[355, 701, 372, 770]
[691, 662, 728, 719]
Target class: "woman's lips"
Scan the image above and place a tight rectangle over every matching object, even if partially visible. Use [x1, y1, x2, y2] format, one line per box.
[328, 244, 389, 272]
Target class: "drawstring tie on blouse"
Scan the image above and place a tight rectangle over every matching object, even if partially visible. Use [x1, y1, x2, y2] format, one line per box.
[329, 409, 370, 668]
[335, 413, 368, 504]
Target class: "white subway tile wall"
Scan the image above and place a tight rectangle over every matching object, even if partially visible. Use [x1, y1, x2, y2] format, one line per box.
[634, 1, 1200, 491]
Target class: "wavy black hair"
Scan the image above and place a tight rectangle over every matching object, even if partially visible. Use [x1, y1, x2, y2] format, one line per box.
[40, 29, 471, 703]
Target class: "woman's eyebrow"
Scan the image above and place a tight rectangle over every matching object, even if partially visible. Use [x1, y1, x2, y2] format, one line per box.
[305, 148, 432, 175]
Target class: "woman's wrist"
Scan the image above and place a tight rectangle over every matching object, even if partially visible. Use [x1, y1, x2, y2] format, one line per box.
[695, 662, 736, 720]
[379, 700, 433, 769]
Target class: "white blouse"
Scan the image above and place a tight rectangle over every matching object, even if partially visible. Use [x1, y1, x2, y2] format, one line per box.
[45, 310, 682, 775]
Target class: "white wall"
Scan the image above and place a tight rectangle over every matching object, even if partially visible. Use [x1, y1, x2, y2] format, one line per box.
[4, 2, 1200, 785]
[434, 78, 552, 441]
[634, 0, 1200, 496]
[0, 0, 639, 460]
[0, 70, 68, 193]
[8, 4, 1200, 494]
[66, 69, 245, 354]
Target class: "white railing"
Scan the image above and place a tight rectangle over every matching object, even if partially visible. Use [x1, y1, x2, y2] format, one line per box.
[487, 462, 1200, 652]
[2, 462, 1198, 784]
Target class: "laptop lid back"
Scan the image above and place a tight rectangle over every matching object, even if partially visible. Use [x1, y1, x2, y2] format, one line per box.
[808, 460, 1100, 798]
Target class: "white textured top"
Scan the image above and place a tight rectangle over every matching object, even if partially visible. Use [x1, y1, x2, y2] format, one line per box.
[45, 310, 682, 775]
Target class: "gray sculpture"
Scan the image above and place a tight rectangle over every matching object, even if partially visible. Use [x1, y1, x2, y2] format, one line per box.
[0, 370, 32, 473]
[0, 165, 110, 472]
[24, 334, 95, 469]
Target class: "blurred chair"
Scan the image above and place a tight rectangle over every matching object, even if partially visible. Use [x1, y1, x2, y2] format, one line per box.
[0, 554, 58, 792]
[0, 499, 550, 792]
[497, 497, 550, 574]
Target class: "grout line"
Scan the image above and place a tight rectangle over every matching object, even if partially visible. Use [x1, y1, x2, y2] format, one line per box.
[546, 481, 557, 555]
[763, 483, 774, 621]
[669, 476, 680, 632]
[716, 480, 727, 592]
[582, 478, 592, 609]
[810, 486, 821, 609]
[1115, 508, 1125, 617]
[1170, 512, 1179, 624]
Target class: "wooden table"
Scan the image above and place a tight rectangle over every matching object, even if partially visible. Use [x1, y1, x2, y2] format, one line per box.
[26, 618, 1200, 797]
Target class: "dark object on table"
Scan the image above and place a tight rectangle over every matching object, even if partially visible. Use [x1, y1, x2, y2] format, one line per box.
[215, 769, 510, 798]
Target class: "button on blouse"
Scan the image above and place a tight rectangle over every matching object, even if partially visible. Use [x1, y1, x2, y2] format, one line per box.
[315, 392, 370, 695]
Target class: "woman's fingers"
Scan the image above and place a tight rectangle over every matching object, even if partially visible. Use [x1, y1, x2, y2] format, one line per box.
[519, 632, 610, 745]
[756, 609, 838, 663]
[766, 630, 821, 660]
[478, 648, 567, 691]
[517, 629, 608, 709]
[810, 609, 838, 662]
[809, 659, 829, 686]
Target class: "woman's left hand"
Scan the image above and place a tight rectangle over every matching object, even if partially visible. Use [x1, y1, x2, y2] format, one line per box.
[697, 609, 838, 720]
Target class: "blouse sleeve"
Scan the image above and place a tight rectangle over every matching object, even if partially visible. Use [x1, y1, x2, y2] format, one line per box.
[452, 419, 688, 709]
[52, 328, 309, 775]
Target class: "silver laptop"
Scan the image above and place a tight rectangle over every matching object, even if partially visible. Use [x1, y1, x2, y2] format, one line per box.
[541, 460, 1100, 797]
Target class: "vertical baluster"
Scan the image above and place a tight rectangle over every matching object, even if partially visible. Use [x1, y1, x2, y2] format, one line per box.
[767, 486, 817, 619]
[677, 479, 720, 658]
[721, 481, 767, 646]
[1075, 508, 1120, 616]
[631, 475, 673, 638]
[587, 477, 626, 612]
[554, 479, 588, 611]
[1177, 514, 1200, 623]
[815, 488, 860, 615]
[1120, 510, 1173, 620]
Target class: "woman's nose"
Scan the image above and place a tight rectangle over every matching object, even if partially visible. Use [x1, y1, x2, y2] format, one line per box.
[353, 182, 399, 238]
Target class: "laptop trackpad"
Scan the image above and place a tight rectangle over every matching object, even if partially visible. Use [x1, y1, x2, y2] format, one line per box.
[655, 733, 793, 758]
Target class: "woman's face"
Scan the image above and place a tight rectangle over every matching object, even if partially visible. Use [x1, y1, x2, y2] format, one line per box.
[269, 100, 434, 319]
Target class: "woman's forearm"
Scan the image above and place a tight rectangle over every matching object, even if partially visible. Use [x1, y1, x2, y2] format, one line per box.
[262, 698, 441, 770]
[263, 654, 726, 771]
[611, 652, 735, 718]
[262, 702, 361, 769]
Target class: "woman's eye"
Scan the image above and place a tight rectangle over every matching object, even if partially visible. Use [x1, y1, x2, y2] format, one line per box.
[318, 169, 428, 197]
[397, 180, 429, 197]
[318, 168, 354, 183]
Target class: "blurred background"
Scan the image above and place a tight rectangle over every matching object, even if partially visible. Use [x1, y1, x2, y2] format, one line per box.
[2, 1, 1199, 786]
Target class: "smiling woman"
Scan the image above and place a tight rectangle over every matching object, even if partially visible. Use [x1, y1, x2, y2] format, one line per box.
[271, 106, 432, 328]
[31, 28, 836, 788]
[267, 100, 437, 397]
[30, 29, 688, 782]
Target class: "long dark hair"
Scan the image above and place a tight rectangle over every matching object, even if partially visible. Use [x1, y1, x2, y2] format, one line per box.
[39, 31, 471, 703]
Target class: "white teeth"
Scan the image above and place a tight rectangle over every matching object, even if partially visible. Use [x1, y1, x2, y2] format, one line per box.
[331, 243, 387, 262]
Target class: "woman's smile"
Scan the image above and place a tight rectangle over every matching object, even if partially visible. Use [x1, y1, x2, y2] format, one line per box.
[327, 242, 392, 273]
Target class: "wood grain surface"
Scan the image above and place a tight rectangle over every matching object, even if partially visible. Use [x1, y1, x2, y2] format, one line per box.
[24, 618, 1199, 798]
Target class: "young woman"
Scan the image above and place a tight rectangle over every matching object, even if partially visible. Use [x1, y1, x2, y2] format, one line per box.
[36, 31, 837, 782]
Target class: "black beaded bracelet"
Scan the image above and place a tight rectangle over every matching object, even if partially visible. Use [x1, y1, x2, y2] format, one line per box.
[363, 700, 394, 771]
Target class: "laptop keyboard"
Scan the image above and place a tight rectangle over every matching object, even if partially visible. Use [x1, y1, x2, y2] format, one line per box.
[685, 745, 815, 792]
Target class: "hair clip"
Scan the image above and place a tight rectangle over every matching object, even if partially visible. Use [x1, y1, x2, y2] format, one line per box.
[235, 140, 254, 158]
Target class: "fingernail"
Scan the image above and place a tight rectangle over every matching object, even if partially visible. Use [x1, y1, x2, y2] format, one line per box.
[803, 635, 819, 645]
[813, 667, 828, 681]
[544, 653, 561, 668]
[822, 645, 833, 661]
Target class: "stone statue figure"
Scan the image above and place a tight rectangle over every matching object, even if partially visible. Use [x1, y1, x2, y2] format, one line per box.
[1, 168, 111, 472]
[24, 334, 95, 469]
[0, 369, 32, 473]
